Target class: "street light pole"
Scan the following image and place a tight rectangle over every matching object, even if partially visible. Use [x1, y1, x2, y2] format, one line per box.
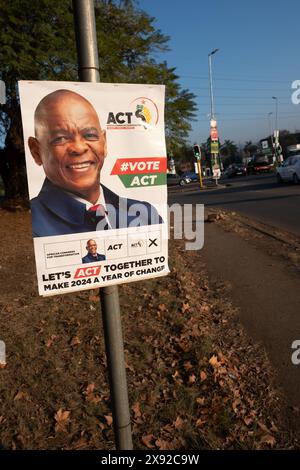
[208, 49, 219, 184]
[272, 96, 278, 131]
[267, 112, 273, 136]
[72, 0, 133, 451]
[267, 112, 275, 160]
[208, 48, 219, 119]
[272, 96, 281, 165]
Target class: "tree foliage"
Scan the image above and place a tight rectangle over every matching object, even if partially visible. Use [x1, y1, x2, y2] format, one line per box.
[0, 0, 197, 200]
[220, 139, 238, 158]
[244, 140, 258, 156]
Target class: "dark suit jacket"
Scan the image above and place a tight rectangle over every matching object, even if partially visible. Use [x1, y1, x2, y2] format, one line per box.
[31, 179, 162, 237]
[82, 253, 106, 263]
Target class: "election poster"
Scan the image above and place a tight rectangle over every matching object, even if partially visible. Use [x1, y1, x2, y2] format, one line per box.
[19, 81, 169, 296]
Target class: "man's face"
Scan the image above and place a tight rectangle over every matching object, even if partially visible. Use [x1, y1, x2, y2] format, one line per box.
[87, 240, 97, 255]
[30, 94, 106, 198]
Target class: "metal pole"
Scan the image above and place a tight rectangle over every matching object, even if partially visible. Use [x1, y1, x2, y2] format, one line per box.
[72, 0, 133, 450]
[208, 54, 215, 182]
[100, 286, 133, 450]
[208, 49, 219, 184]
[196, 159, 203, 189]
[268, 112, 275, 159]
[272, 96, 278, 132]
[268, 112, 273, 138]
[208, 54, 214, 119]
[73, 0, 100, 82]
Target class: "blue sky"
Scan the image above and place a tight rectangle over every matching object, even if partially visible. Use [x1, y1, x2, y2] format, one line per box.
[138, 0, 300, 147]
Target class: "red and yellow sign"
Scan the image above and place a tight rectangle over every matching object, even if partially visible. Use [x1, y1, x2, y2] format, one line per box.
[210, 127, 218, 141]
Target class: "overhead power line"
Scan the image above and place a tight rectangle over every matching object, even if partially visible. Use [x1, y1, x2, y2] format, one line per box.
[188, 86, 293, 92]
[197, 102, 294, 106]
[198, 111, 300, 116]
[181, 75, 294, 84]
[195, 94, 293, 99]
[197, 115, 300, 122]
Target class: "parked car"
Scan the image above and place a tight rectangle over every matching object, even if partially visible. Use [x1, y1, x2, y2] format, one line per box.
[181, 171, 199, 182]
[167, 173, 191, 186]
[224, 163, 247, 178]
[276, 154, 300, 184]
[247, 156, 274, 174]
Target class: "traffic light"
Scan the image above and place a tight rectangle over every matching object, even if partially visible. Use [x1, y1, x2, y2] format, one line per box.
[193, 145, 201, 158]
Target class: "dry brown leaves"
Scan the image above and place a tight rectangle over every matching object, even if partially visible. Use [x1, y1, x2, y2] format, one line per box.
[70, 336, 81, 347]
[141, 434, 156, 449]
[54, 409, 71, 433]
[104, 415, 113, 427]
[83, 383, 102, 404]
[124, 240, 295, 450]
[14, 391, 29, 401]
[45, 335, 57, 348]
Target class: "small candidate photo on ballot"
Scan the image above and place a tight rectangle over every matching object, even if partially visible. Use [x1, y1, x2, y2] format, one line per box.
[82, 239, 106, 264]
[27, 88, 163, 237]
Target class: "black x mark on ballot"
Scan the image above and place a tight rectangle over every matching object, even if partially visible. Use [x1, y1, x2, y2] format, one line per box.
[148, 238, 158, 247]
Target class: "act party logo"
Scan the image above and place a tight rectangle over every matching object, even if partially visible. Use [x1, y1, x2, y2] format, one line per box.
[106, 97, 159, 131]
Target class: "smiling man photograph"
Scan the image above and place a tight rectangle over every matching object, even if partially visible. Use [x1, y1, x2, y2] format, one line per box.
[28, 89, 162, 237]
[82, 239, 106, 264]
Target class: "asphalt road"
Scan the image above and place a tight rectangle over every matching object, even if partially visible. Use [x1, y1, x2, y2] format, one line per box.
[168, 173, 300, 236]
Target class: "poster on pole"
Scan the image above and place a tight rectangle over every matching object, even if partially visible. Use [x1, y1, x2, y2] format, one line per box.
[210, 141, 219, 154]
[210, 127, 218, 141]
[19, 81, 169, 296]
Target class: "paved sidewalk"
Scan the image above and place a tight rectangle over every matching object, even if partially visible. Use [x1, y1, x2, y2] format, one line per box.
[199, 221, 300, 435]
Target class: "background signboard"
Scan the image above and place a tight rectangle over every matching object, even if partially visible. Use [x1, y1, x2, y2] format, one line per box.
[211, 141, 219, 153]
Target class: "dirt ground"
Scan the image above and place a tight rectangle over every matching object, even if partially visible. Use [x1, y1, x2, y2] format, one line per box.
[0, 208, 298, 450]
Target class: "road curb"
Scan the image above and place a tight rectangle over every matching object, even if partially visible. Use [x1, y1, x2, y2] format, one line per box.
[207, 208, 300, 249]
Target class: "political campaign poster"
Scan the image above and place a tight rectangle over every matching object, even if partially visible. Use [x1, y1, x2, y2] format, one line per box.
[19, 81, 169, 296]
[210, 141, 219, 154]
[210, 127, 218, 141]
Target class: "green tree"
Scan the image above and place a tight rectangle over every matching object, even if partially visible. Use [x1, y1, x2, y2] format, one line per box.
[244, 140, 258, 156]
[220, 139, 238, 158]
[219, 139, 239, 167]
[0, 0, 196, 201]
[0, 0, 77, 200]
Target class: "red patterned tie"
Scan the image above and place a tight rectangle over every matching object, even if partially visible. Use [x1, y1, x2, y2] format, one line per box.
[88, 204, 106, 217]
[86, 204, 106, 225]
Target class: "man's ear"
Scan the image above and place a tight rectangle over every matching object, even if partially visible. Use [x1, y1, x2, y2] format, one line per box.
[28, 137, 43, 166]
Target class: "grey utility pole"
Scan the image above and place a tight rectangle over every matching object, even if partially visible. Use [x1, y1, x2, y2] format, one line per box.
[208, 48, 219, 184]
[268, 112, 273, 137]
[272, 96, 278, 131]
[208, 48, 219, 119]
[72, 0, 133, 451]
